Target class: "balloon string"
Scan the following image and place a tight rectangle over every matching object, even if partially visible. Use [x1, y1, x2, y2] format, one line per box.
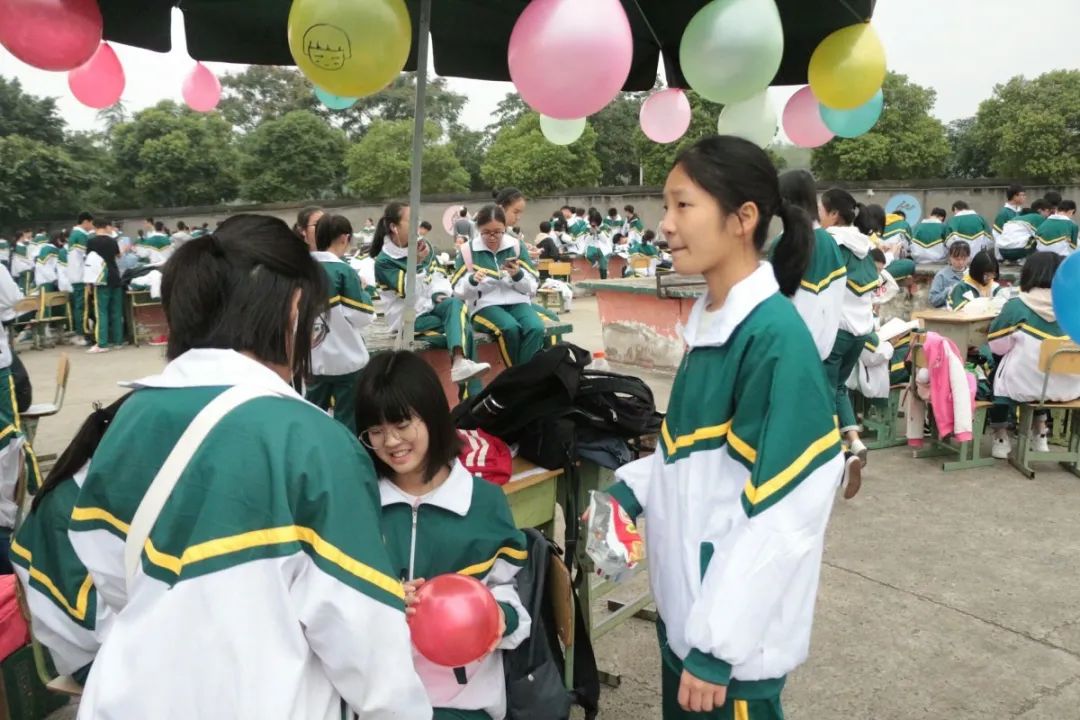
[628, 0, 663, 52]
[836, 0, 871, 22]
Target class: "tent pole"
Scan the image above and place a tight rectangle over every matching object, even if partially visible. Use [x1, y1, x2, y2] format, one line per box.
[398, 0, 432, 350]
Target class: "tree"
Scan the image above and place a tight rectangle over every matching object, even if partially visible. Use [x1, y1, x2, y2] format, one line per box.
[345, 120, 469, 198]
[238, 110, 348, 202]
[0, 135, 79, 226]
[591, 93, 649, 186]
[63, 131, 118, 208]
[0, 77, 65, 145]
[486, 93, 531, 135]
[638, 90, 725, 185]
[96, 102, 130, 134]
[967, 70, 1080, 183]
[353, 75, 465, 131]
[447, 124, 488, 191]
[811, 72, 950, 181]
[481, 113, 602, 194]
[110, 101, 240, 207]
[218, 66, 325, 134]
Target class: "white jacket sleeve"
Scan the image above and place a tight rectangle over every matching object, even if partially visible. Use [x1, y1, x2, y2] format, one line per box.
[608, 451, 661, 520]
[0, 265, 23, 313]
[947, 344, 974, 440]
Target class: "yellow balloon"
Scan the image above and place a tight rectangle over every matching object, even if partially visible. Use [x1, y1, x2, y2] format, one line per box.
[288, 0, 411, 98]
[808, 23, 886, 110]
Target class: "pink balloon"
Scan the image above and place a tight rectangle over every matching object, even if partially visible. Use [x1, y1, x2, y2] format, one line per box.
[782, 86, 835, 148]
[0, 0, 102, 71]
[183, 63, 222, 113]
[68, 42, 125, 110]
[508, 0, 633, 120]
[640, 89, 692, 144]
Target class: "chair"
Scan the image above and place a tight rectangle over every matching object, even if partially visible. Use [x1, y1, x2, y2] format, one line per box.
[629, 254, 652, 276]
[1008, 339, 1080, 479]
[546, 261, 572, 283]
[35, 291, 72, 347]
[10, 296, 40, 349]
[537, 258, 552, 275]
[538, 261, 573, 312]
[21, 353, 70, 446]
[859, 384, 908, 450]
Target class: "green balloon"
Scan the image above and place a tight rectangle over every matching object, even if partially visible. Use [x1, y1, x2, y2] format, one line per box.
[679, 0, 785, 104]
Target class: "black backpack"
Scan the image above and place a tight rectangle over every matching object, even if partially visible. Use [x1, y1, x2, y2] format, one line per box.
[505, 529, 599, 720]
[574, 371, 662, 439]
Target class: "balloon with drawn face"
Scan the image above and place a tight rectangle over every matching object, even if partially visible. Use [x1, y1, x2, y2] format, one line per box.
[303, 24, 350, 70]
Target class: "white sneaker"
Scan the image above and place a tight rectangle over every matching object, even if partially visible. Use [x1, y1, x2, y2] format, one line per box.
[15, 330, 32, 344]
[71, 336, 89, 347]
[86, 345, 110, 354]
[842, 453, 862, 500]
[450, 357, 491, 384]
[992, 432, 1012, 459]
[1031, 433, 1050, 453]
[849, 438, 868, 467]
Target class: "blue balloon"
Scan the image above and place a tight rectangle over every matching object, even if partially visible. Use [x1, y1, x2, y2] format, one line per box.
[1052, 253, 1080, 344]
[819, 89, 884, 138]
[314, 86, 358, 111]
[885, 194, 923, 227]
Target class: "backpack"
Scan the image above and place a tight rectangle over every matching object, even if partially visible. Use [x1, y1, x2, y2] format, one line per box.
[457, 429, 512, 486]
[574, 371, 662, 439]
[504, 529, 599, 720]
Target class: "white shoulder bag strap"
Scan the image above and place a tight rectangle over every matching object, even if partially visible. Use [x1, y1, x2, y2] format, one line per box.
[123, 385, 281, 588]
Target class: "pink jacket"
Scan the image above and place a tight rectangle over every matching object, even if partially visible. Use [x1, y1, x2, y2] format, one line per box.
[907, 331, 976, 445]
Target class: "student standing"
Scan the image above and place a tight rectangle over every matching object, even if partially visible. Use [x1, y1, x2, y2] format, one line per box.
[929, 242, 971, 308]
[85, 219, 124, 353]
[10, 231, 34, 295]
[67, 212, 93, 345]
[0, 260, 28, 570]
[910, 208, 949, 264]
[1034, 199, 1078, 257]
[993, 184, 1026, 245]
[946, 201, 993, 256]
[453, 207, 474, 244]
[584, 209, 612, 279]
[356, 351, 530, 720]
[623, 204, 645, 242]
[605, 136, 843, 720]
[307, 214, 375, 433]
[67, 214, 430, 719]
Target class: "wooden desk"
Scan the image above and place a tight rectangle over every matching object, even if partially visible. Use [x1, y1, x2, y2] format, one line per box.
[502, 457, 561, 534]
[912, 308, 997, 349]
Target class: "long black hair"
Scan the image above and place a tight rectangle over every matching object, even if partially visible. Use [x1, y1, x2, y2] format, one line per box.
[674, 135, 813, 297]
[32, 394, 132, 512]
[162, 214, 328, 381]
[821, 188, 858, 226]
[778, 169, 819, 219]
[855, 203, 886, 237]
[315, 214, 353, 252]
[370, 201, 406, 258]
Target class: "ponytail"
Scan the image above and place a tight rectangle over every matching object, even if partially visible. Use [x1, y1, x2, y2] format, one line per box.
[773, 200, 814, 298]
[371, 201, 406, 258]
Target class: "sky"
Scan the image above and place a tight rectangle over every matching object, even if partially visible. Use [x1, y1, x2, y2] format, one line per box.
[1, 0, 1078, 137]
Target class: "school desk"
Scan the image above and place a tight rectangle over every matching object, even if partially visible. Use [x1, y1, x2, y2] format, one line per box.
[911, 308, 998, 350]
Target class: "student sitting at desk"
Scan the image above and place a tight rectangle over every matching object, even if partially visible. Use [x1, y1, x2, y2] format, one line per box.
[356, 350, 530, 720]
[929, 241, 971, 308]
[987, 253, 1079, 458]
[946, 250, 1003, 311]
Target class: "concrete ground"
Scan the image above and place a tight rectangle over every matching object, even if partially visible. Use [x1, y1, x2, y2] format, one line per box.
[26, 297, 1080, 720]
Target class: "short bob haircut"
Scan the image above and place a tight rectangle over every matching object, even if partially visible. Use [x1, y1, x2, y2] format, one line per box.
[354, 350, 462, 482]
[162, 214, 328, 380]
[315, 214, 353, 252]
[968, 250, 999, 286]
[1020, 252, 1061, 292]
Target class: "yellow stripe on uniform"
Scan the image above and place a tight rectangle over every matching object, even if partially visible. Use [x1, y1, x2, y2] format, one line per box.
[473, 314, 513, 367]
[743, 427, 841, 507]
[10, 539, 94, 621]
[727, 429, 758, 464]
[987, 323, 1020, 340]
[335, 295, 375, 313]
[70, 506, 131, 535]
[396, 270, 405, 297]
[847, 277, 882, 294]
[800, 265, 846, 293]
[7, 376, 18, 432]
[457, 546, 529, 577]
[1020, 323, 1064, 340]
[661, 419, 732, 456]
[140, 525, 406, 600]
[734, 699, 750, 720]
[0, 425, 16, 444]
[451, 265, 469, 285]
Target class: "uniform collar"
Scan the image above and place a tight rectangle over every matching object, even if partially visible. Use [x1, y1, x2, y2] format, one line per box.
[1006, 203, 1023, 212]
[381, 240, 410, 260]
[954, 209, 977, 217]
[310, 250, 342, 263]
[922, 218, 942, 224]
[1048, 213, 1071, 222]
[682, 262, 778, 348]
[121, 348, 300, 398]
[379, 460, 474, 516]
[471, 232, 515, 254]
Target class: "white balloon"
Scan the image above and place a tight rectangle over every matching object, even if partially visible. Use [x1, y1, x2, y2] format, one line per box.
[540, 114, 586, 145]
[715, 90, 777, 148]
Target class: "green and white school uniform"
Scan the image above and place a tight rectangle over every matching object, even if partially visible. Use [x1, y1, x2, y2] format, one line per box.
[993, 204, 1023, 244]
[569, 217, 589, 245]
[946, 274, 1003, 311]
[988, 293, 1080, 408]
[624, 215, 645, 242]
[602, 215, 623, 233]
[66, 226, 90, 337]
[137, 231, 172, 264]
[847, 333, 894, 400]
[607, 263, 843, 720]
[997, 212, 1046, 261]
[583, 227, 612, 279]
[307, 250, 374, 433]
[83, 241, 123, 349]
[11, 242, 33, 294]
[826, 225, 880, 433]
[34, 243, 60, 291]
[945, 210, 993, 256]
[29, 233, 48, 265]
[776, 226, 846, 362]
[0, 238, 9, 265]
[452, 235, 545, 368]
[909, 218, 948, 264]
[380, 461, 530, 720]
[11, 464, 109, 682]
[67, 349, 430, 719]
[1033, 214, 1078, 257]
[882, 215, 912, 256]
[889, 330, 914, 386]
[376, 243, 478, 363]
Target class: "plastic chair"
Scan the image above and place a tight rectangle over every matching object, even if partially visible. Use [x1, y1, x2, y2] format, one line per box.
[21, 354, 70, 446]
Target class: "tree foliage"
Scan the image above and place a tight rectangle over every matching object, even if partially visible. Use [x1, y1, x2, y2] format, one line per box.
[345, 120, 469, 199]
[218, 66, 325, 134]
[811, 72, 951, 181]
[638, 91, 726, 185]
[0, 77, 65, 145]
[481, 113, 602, 195]
[110, 101, 240, 207]
[239, 110, 348, 202]
[0, 135, 78, 226]
[447, 124, 488, 191]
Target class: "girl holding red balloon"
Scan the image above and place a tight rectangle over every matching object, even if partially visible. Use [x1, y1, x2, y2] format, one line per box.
[355, 350, 530, 720]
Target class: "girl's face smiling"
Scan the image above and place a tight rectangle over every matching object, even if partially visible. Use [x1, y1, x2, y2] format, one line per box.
[371, 416, 429, 477]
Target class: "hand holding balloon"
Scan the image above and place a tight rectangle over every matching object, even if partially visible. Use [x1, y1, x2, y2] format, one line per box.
[403, 577, 426, 617]
[408, 574, 503, 667]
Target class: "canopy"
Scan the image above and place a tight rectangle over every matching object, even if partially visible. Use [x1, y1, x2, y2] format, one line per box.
[98, 0, 875, 90]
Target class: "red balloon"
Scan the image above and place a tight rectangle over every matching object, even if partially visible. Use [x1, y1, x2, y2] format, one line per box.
[68, 42, 125, 110]
[408, 574, 501, 667]
[0, 0, 102, 71]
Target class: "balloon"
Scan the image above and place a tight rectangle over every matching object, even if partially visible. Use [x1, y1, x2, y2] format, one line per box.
[67, 42, 125, 110]
[715, 90, 777, 148]
[1052, 254, 1080, 344]
[508, 0, 633, 120]
[287, 0, 411, 98]
[182, 63, 222, 113]
[442, 206, 464, 235]
[885, 194, 923, 227]
[808, 23, 887, 110]
[314, 86, 358, 110]
[0, 0, 102, 71]
[782, 86, 834, 149]
[408, 574, 501, 668]
[679, 0, 784, 104]
[639, 89, 692, 144]
[539, 115, 586, 146]
[819, 89, 883, 138]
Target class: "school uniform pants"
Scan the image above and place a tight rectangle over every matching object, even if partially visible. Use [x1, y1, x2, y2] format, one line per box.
[94, 286, 124, 348]
[306, 370, 359, 433]
[825, 330, 870, 433]
[70, 282, 87, 336]
[37, 282, 58, 319]
[585, 247, 608, 279]
[885, 258, 915, 283]
[415, 297, 473, 359]
[472, 303, 547, 367]
[432, 710, 489, 720]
